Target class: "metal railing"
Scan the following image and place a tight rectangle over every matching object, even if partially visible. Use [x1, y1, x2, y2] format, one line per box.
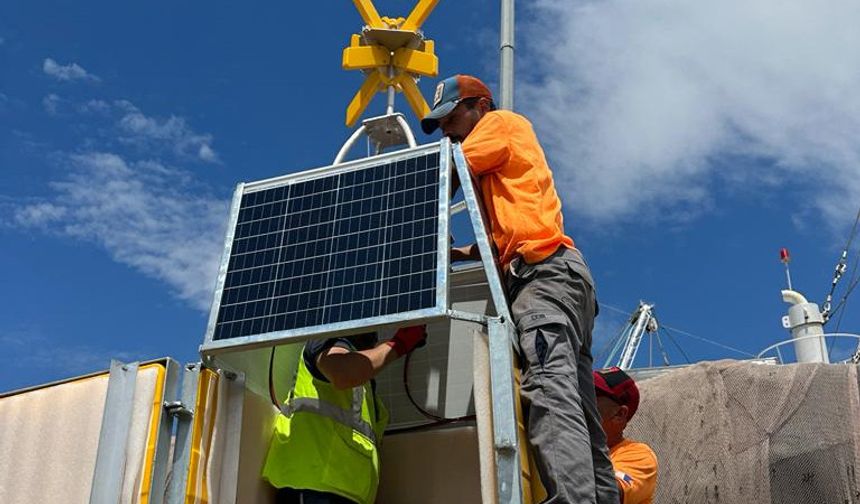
[756, 333, 860, 364]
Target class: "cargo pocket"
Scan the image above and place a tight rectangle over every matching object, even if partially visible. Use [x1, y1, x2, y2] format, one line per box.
[516, 312, 573, 376]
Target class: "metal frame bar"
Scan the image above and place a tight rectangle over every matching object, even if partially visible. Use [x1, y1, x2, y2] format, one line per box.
[89, 360, 139, 504]
[334, 124, 368, 165]
[451, 145, 515, 328]
[203, 182, 245, 349]
[251, 142, 442, 193]
[452, 142, 525, 503]
[436, 138, 452, 319]
[214, 371, 245, 503]
[146, 358, 182, 504]
[488, 317, 524, 504]
[200, 142, 451, 357]
[202, 307, 447, 357]
[165, 363, 201, 504]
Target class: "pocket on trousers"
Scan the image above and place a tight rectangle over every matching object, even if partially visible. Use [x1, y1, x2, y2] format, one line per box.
[517, 312, 572, 374]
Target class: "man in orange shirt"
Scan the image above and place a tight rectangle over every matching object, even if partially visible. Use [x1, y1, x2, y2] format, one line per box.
[593, 367, 658, 504]
[422, 75, 618, 504]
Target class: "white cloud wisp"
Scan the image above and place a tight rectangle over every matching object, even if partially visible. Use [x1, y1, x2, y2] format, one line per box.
[43, 58, 101, 82]
[14, 153, 228, 311]
[521, 0, 860, 226]
[115, 100, 220, 163]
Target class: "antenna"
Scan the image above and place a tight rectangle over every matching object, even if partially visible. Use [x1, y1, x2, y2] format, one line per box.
[604, 302, 659, 370]
[780, 247, 793, 290]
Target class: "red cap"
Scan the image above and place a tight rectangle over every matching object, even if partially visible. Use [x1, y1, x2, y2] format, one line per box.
[593, 367, 640, 420]
[780, 248, 791, 264]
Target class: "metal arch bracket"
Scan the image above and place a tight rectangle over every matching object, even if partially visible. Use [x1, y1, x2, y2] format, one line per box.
[334, 113, 417, 165]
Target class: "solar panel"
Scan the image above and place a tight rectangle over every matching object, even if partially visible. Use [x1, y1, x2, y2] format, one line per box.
[205, 144, 448, 345]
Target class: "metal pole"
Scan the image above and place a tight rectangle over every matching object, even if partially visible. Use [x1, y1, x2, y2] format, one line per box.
[500, 0, 515, 110]
[386, 66, 396, 115]
[619, 303, 653, 370]
[90, 360, 139, 504]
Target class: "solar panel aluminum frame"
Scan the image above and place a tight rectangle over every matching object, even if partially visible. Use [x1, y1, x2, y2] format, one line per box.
[200, 141, 451, 357]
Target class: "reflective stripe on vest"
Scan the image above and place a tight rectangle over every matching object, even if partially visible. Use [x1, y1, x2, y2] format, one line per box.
[280, 386, 378, 444]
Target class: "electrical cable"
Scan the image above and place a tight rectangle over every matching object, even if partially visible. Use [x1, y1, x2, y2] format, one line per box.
[267, 341, 476, 434]
[661, 327, 692, 364]
[827, 248, 860, 358]
[832, 271, 860, 332]
[268, 346, 282, 411]
[602, 301, 755, 359]
[823, 206, 860, 321]
[654, 330, 671, 367]
[596, 323, 631, 368]
[401, 347, 476, 425]
[661, 323, 756, 357]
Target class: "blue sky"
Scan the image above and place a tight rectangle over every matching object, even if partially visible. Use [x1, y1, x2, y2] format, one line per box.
[2, 0, 859, 391]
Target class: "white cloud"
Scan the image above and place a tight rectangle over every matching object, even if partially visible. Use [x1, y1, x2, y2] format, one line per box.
[42, 93, 60, 114]
[42, 57, 100, 82]
[15, 152, 229, 310]
[198, 143, 218, 163]
[13, 202, 66, 227]
[79, 99, 111, 114]
[12, 95, 227, 310]
[520, 0, 860, 226]
[115, 100, 220, 162]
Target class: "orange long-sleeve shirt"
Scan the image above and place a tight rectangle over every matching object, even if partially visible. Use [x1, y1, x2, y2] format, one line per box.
[610, 439, 658, 504]
[461, 110, 574, 267]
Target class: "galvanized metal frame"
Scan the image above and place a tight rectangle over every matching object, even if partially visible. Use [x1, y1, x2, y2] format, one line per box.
[200, 141, 452, 358]
[197, 139, 523, 504]
[90, 360, 139, 504]
[147, 358, 182, 504]
[166, 363, 201, 503]
[451, 143, 524, 504]
[214, 370, 246, 503]
[488, 318, 524, 504]
[450, 144, 515, 330]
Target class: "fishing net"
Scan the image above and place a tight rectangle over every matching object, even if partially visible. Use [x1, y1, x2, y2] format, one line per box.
[626, 360, 860, 504]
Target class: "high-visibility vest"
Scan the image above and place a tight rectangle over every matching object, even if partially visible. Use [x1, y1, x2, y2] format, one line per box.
[262, 348, 389, 504]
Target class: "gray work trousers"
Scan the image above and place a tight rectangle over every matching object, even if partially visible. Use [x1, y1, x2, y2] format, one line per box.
[505, 247, 619, 504]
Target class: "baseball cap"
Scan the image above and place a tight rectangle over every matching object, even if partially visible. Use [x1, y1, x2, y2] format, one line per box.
[593, 367, 640, 420]
[421, 74, 493, 134]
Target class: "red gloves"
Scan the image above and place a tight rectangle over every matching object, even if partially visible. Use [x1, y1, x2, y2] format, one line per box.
[385, 325, 427, 356]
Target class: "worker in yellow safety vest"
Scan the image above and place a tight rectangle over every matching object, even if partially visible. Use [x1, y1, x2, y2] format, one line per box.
[262, 326, 426, 504]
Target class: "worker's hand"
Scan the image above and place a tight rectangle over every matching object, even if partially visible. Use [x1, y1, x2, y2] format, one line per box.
[385, 325, 427, 356]
[451, 244, 480, 262]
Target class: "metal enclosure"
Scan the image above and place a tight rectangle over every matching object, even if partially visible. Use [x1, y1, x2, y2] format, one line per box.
[196, 140, 524, 504]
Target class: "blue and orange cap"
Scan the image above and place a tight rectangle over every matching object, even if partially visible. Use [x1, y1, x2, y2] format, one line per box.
[421, 74, 493, 134]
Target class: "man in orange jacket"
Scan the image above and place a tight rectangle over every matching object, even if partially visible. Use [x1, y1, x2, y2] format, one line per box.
[594, 368, 658, 504]
[422, 75, 618, 504]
